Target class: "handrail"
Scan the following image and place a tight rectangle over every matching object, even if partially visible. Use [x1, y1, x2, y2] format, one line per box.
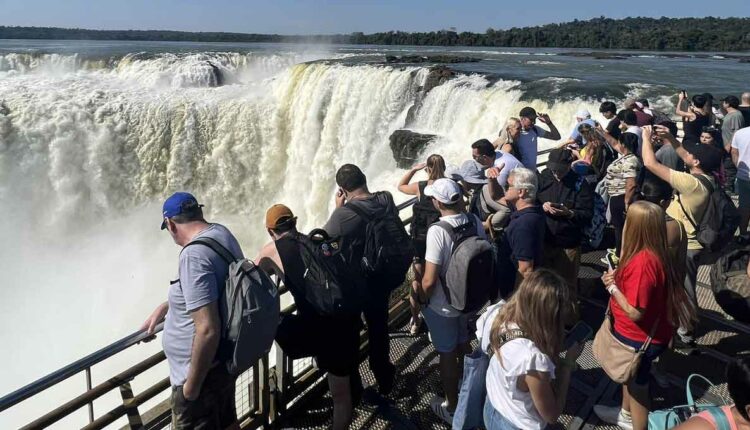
[0, 322, 165, 413]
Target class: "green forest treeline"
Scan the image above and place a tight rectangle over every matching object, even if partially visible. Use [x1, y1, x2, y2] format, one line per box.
[2, 17, 749, 51]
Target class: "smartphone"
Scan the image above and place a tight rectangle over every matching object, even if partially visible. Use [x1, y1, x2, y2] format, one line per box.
[563, 321, 593, 350]
[606, 252, 618, 271]
[550, 202, 565, 209]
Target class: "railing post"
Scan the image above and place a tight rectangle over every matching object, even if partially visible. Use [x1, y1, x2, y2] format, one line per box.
[85, 367, 94, 423]
[118, 382, 143, 429]
[271, 343, 287, 422]
[259, 355, 271, 427]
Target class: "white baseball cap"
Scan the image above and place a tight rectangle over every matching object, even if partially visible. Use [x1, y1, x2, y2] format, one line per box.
[424, 178, 462, 204]
[574, 109, 591, 119]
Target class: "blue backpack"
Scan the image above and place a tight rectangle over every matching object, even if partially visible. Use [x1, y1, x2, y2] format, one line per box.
[648, 374, 731, 430]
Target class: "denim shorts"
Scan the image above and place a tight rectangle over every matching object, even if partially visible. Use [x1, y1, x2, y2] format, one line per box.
[421, 307, 470, 353]
[613, 330, 667, 385]
[736, 178, 750, 209]
[484, 399, 520, 430]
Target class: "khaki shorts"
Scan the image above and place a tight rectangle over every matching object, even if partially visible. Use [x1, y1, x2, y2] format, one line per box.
[171, 366, 237, 430]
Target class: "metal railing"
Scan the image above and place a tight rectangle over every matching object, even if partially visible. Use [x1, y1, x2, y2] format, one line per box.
[0, 196, 421, 430]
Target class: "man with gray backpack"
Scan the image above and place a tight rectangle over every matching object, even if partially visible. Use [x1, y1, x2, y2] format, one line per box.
[416, 178, 494, 425]
[141, 192, 280, 430]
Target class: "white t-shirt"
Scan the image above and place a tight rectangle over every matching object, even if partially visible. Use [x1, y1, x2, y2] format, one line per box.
[732, 127, 750, 181]
[424, 213, 486, 317]
[625, 125, 643, 155]
[486, 325, 556, 430]
[475, 300, 506, 353]
[494, 151, 524, 187]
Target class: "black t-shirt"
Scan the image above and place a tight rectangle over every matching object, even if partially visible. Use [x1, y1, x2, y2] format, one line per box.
[739, 106, 750, 129]
[606, 117, 622, 140]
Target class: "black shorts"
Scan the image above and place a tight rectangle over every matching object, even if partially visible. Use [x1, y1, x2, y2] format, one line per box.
[171, 366, 237, 429]
[413, 239, 427, 262]
[276, 313, 362, 377]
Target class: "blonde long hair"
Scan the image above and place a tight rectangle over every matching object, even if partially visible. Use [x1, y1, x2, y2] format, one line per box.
[617, 201, 697, 329]
[490, 269, 571, 358]
[497, 117, 522, 158]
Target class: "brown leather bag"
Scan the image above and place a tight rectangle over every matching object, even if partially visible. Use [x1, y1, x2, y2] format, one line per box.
[593, 306, 660, 384]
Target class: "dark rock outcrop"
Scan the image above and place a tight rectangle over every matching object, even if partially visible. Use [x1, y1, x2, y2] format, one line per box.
[386, 55, 481, 64]
[389, 130, 437, 169]
[404, 66, 456, 125]
[206, 61, 225, 86]
[423, 66, 456, 94]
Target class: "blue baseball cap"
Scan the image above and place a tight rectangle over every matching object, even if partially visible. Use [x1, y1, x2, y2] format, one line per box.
[161, 192, 203, 230]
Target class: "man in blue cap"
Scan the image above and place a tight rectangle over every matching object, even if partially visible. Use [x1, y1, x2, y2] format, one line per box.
[141, 192, 244, 429]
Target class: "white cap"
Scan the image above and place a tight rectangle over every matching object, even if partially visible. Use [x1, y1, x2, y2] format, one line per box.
[424, 178, 462, 204]
[574, 109, 591, 119]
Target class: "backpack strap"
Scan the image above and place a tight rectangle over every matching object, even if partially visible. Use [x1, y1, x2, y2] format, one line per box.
[434, 216, 477, 251]
[675, 174, 714, 230]
[185, 237, 237, 265]
[345, 201, 371, 222]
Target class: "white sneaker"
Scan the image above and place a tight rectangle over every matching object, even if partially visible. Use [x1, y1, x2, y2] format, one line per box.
[594, 405, 633, 430]
[429, 396, 454, 425]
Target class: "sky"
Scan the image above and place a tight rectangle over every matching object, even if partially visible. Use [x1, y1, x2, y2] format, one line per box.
[1, 0, 749, 35]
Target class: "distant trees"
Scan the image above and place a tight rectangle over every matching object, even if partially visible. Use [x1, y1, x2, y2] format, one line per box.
[2, 17, 749, 51]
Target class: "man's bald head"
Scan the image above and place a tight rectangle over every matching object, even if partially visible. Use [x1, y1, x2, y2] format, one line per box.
[742, 92, 750, 106]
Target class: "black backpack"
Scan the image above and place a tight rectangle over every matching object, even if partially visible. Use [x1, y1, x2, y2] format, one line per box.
[291, 229, 365, 317]
[411, 181, 441, 245]
[347, 194, 415, 288]
[710, 245, 750, 323]
[676, 174, 739, 253]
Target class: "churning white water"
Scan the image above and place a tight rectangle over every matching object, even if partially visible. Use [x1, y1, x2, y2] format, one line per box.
[0, 46, 669, 427]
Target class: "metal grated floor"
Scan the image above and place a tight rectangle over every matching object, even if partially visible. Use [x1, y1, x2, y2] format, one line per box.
[278, 248, 748, 430]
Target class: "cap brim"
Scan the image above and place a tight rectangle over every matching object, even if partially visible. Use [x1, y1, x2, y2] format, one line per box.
[423, 184, 436, 198]
[462, 177, 487, 184]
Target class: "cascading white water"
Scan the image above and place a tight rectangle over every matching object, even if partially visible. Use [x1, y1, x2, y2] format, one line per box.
[0, 50, 667, 427]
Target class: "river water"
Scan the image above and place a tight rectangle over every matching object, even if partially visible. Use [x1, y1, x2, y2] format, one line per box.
[1, 39, 748, 427]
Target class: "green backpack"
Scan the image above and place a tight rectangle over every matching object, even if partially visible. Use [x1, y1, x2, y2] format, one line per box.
[648, 374, 731, 430]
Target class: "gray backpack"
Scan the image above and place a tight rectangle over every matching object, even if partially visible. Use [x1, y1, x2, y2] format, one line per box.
[435, 216, 496, 313]
[186, 237, 280, 375]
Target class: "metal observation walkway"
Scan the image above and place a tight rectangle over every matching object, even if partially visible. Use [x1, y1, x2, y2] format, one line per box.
[1, 150, 747, 429]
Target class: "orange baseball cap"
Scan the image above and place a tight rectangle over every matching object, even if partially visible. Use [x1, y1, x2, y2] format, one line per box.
[265, 204, 296, 229]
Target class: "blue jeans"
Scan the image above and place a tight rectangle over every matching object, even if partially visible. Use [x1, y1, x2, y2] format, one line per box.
[483, 399, 520, 430]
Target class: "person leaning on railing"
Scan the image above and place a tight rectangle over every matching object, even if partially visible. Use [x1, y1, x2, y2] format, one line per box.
[141, 192, 243, 430]
[255, 204, 362, 430]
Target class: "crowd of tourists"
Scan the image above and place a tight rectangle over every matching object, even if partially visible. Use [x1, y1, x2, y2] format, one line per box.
[140, 91, 750, 430]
